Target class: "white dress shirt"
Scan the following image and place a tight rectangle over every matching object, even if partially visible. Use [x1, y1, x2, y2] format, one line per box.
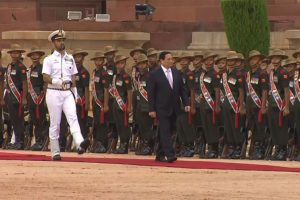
[42, 50, 77, 88]
[161, 65, 173, 88]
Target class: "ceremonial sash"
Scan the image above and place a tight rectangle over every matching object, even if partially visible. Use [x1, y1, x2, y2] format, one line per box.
[109, 75, 128, 127]
[7, 64, 23, 117]
[27, 69, 45, 119]
[137, 77, 148, 101]
[289, 90, 295, 106]
[91, 71, 104, 124]
[220, 90, 225, 103]
[200, 72, 216, 124]
[246, 72, 263, 123]
[132, 67, 139, 90]
[223, 73, 239, 128]
[294, 70, 300, 102]
[270, 71, 285, 127]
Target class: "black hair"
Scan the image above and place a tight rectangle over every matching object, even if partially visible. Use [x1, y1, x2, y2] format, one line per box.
[159, 51, 171, 61]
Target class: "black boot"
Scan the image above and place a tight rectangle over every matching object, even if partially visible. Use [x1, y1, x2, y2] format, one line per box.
[31, 141, 44, 151]
[182, 144, 194, 157]
[206, 144, 218, 159]
[138, 140, 152, 155]
[114, 142, 129, 154]
[271, 145, 280, 161]
[231, 145, 242, 159]
[274, 146, 287, 161]
[94, 141, 107, 153]
[7, 142, 24, 150]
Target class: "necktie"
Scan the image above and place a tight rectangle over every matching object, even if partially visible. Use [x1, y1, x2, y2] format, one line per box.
[166, 69, 173, 88]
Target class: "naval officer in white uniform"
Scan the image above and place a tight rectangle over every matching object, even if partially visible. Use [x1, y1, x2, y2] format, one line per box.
[42, 29, 89, 160]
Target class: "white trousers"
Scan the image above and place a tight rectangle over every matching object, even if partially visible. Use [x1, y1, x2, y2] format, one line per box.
[46, 89, 84, 155]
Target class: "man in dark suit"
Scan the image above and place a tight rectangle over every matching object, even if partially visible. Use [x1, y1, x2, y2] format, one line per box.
[148, 51, 190, 162]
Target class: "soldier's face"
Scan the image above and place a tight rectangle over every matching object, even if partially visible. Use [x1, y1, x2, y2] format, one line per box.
[217, 59, 227, 70]
[10, 51, 21, 60]
[297, 54, 300, 62]
[94, 58, 105, 67]
[30, 53, 42, 63]
[133, 51, 142, 62]
[116, 60, 126, 70]
[204, 57, 214, 67]
[260, 63, 268, 70]
[160, 54, 174, 68]
[271, 56, 281, 67]
[285, 64, 295, 73]
[106, 52, 115, 62]
[193, 56, 203, 67]
[137, 61, 148, 71]
[249, 56, 261, 67]
[53, 39, 65, 51]
[227, 60, 236, 67]
[74, 54, 84, 65]
[236, 60, 244, 68]
[180, 58, 190, 69]
[148, 54, 157, 64]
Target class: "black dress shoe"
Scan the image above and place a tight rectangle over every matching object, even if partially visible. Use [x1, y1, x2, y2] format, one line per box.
[155, 155, 166, 162]
[52, 154, 62, 161]
[94, 142, 107, 153]
[7, 142, 24, 150]
[167, 156, 177, 163]
[77, 139, 90, 155]
[113, 142, 129, 154]
[31, 142, 43, 151]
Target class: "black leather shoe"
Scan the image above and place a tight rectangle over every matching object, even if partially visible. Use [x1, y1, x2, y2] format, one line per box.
[113, 142, 129, 154]
[52, 154, 62, 161]
[94, 142, 107, 153]
[274, 146, 287, 161]
[167, 156, 177, 163]
[7, 142, 24, 150]
[77, 139, 90, 155]
[155, 155, 167, 162]
[31, 142, 43, 151]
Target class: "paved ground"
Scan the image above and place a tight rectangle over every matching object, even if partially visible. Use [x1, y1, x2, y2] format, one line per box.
[1, 150, 300, 200]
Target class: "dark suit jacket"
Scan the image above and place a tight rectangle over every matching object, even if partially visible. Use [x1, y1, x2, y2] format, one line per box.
[147, 66, 189, 117]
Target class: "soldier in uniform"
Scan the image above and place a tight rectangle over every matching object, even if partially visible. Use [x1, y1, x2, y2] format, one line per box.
[190, 51, 205, 156]
[176, 52, 196, 157]
[214, 55, 227, 157]
[111, 55, 133, 154]
[147, 48, 159, 71]
[90, 52, 110, 153]
[26, 47, 48, 151]
[293, 53, 300, 161]
[0, 51, 5, 148]
[267, 49, 290, 161]
[135, 54, 155, 155]
[103, 46, 118, 152]
[281, 58, 297, 160]
[221, 51, 246, 159]
[72, 48, 90, 139]
[293, 49, 300, 68]
[5, 44, 28, 150]
[197, 51, 221, 158]
[245, 50, 268, 160]
[130, 47, 147, 151]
